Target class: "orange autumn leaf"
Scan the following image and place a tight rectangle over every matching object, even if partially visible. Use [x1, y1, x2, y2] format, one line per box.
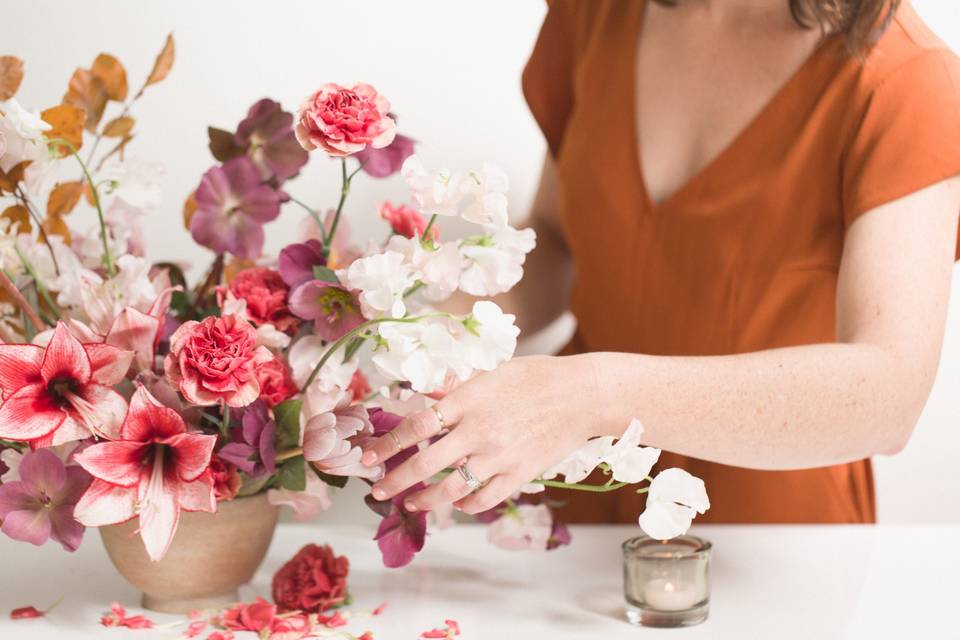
[102, 115, 134, 138]
[63, 68, 107, 132]
[83, 181, 97, 206]
[224, 257, 256, 283]
[183, 190, 197, 230]
[2, 204, 31, 233]
[91, 53, 128, 102]
[42, 214, 71, 244]
[0, 160, 30, 194]
[0, 56, 24, 101]
[47, 181, 85, 216]
[42, 103, 85, 156]
[144, 34, 175, 90]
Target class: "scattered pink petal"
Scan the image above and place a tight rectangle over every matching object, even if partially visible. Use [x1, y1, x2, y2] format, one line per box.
[207, 631, 235, 640]
[317, 610, 348, 628]
[187, 609, 204, 620]
[183, 620, 208, 638]
[10, 606, 43, 619]
[372, 602, 388, 616]
[420, 619, 461, 639]
[445, 619, 460, 635]
[358, 632, 375, 640]
[99, 602, 155, 629]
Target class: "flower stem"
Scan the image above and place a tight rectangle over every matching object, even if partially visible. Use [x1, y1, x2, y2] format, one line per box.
[421, 214, 438, 242]
[0, 269, 47, 333]
[13, 247, 61, 320]
[275, 447, 303, 463]
[532, 479, 631, 493]
[324, 158, 350, 256]
[288, 195, 327, 244]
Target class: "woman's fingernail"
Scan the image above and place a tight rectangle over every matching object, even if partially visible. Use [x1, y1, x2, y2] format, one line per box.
[372, 486, 386, 500]
[361, 450, 377, 466]
[404, 501, 418, 512]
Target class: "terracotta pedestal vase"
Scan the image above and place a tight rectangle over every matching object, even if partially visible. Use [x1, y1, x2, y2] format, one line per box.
[100, 493, 279, 614]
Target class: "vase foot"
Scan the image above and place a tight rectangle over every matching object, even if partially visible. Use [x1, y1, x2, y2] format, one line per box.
[142, 590, 240, 614]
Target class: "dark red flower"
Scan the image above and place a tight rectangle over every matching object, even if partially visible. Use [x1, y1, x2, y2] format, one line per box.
[256, 357, 299, 408]
[272, 544, 349, 613]
[209, 454, 241, 502]
[221, 267, 297, 333]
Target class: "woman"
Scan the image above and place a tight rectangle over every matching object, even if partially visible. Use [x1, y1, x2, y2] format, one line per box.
[362, 0, 960, 525]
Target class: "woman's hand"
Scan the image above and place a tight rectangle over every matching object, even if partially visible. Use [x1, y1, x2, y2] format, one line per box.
[361, 354, 603, 514]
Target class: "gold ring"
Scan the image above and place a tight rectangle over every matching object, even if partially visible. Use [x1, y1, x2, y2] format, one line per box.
[388, 430, 402, 451]
[431, 405, 447, 430]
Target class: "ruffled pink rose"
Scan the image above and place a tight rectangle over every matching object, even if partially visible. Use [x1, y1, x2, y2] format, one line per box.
[164, 315, 273, 407]
[220, 267, 297, 333]
[295, 83, 396, 157]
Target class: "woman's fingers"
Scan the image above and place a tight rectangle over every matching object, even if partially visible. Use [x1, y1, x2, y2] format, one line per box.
[455, 473, 520, 515]
[403, 455, 497, 512]
[371, 428, 469, 501]
[361, 396, 463, 467]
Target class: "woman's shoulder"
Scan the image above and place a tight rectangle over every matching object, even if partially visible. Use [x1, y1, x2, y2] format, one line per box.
[856, 2, 960, 97]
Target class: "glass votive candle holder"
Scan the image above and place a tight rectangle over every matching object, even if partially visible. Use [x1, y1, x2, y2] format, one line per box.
[622, 534, 712, 628]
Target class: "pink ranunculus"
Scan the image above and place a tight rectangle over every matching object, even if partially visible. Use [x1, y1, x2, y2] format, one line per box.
[219, 267, 297, 333]
[377, 201, 437, 240]
[256, 356, 298, 408]
[164, 314, 274, 408]
[295, 83, 396, 157]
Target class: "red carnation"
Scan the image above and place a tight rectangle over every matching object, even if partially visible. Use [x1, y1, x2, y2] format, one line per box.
[256, 356, 299, 408]
[272, 544, 349, 613]
[222, 267, 297, 333]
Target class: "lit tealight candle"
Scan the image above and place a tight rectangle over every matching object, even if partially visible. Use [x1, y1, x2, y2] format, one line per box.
[643, 578, 701, 612]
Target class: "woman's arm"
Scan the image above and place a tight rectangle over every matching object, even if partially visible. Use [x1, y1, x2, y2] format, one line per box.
[364, 176, 960, 514]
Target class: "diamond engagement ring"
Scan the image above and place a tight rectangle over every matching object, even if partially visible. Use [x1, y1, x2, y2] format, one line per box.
[457, 463, 482, 492]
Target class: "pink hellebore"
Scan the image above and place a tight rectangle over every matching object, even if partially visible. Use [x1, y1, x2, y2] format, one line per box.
[0, 448, 90, 551]
[278, 239, 326, 289]
[355, 132, 416, 178]
[190, 156, 282, 259]
[288, 280, 364, 342]
[0, 322, 132, 446]
[73, 386, 217, 561]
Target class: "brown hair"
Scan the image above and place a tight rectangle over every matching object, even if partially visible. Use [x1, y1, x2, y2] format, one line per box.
[652, 0, 902, 57]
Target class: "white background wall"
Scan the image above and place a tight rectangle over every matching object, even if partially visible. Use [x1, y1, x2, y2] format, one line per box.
[4, 0, 958, 523]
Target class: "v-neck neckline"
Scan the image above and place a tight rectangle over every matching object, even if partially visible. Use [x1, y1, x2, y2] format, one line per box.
[628, 0, 837, 213]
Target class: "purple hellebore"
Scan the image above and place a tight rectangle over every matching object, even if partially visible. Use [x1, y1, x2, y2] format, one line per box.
[218, 401, 277, 478]
[235, 98, 309, 184]
[288, 280, 364, 342]
[353, 133, 416, 178]
[0, 449, 90, 551]
[190, 156, 282, 259]
[278, 239, 326, 289]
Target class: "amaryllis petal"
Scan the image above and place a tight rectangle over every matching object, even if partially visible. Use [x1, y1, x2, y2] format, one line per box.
[0, 382, 65, 441]
[178, 471, 215, 513]
[74, 479, 137, 526]
[75, 441, 148, 487]
[122, 386, 185, 442]
[39, 416, 92, 448]
[163, 433, 217, 482]
[136, 458, 180, 561]
[68, 384, 129, 440]
[106, 307, 162, 372]
[39, 323, 91, 385]
[0, 508, 52, 546]
[0, 344, 43, 397]
[85, 342, 135, 386]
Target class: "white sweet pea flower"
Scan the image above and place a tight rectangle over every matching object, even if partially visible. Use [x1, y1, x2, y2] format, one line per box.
[460, 162, 509, 227]
[459, 224, 536, 296]
[541, 436, 613, 484]
[401, 155, 464, 217]
[0, 98, 51, 173]
[487, 503, 553, 551]
[339, 251, 416, 319]
[600, 419, 661, 483]
[101, 158, 164, 211]
[79, 255, 159, 334]
[289, 335, 359, 400]
[457, 300, 519, 372]
[373, 320, 462, 393]
[256, 323, 291, 350]
[639, 468, 711, 540]
[386, 235, 464, 302]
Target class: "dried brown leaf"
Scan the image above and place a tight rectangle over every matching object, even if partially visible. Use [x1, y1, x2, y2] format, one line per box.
[42, 214, 71, 244]
[183, 190, 197, 230]
[63, 68, 107, 132]
[102, 115, 134, 138]
[42, 104, 85, 155]
[91, 53, 128, 102]
[0, 56, 24, 101]
[0, 160, 30, 194]
[2, 204, 31, 233]
[144, 34, 175, 89]
[208, 127, 244, 162]
[47, 181, 84, 216]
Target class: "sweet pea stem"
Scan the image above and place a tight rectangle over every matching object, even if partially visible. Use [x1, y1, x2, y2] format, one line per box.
[533, 479, 631, 493]
[421, 214, 438, 242]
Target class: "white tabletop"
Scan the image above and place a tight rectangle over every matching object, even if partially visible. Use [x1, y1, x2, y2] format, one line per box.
[0, 523, 954, 639]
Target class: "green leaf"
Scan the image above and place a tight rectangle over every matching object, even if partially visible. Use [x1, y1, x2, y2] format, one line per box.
[277, 457, 306, 491]
[273, 398, 302, 451]
[236, 471, 272, 497]
[312, 265, 340, 283]
[311, 465, 348, 489]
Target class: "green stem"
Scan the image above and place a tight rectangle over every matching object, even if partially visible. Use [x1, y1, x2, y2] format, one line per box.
[403, 280, 425, 299]
[275, 447, 303, 463]
[532, 479, 630, 493]
[421, 214, 438, 242]
[48, 137, 115, 277]
[220, 405, 231, 437]
[288, 195, 327, 244]
[324, 158, 350, 256]
[13, 246, 61, 320]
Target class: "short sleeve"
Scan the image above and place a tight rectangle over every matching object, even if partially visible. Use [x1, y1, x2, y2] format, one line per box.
[522, 1, 576, 158]
[842, 49, 960, 258]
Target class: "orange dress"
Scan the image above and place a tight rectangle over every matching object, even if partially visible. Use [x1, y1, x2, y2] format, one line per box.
[522, 0, 960, 524]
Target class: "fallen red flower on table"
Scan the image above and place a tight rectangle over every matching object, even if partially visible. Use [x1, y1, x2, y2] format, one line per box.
[420, 619, 461, 639]
[100, 602, 155, 629]
[272, 543, 350, 613]
[10, 606, 43, 619]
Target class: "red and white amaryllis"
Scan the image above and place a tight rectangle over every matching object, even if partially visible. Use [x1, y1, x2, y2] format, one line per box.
[0, 323, 132, 447]
[73, 386, 217, 560]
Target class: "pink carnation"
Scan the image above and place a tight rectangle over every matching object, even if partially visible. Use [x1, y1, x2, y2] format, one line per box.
[164, 315, 273, 408]
[256, 356, 299, 408]
[221, 267, 297, 333]
[295, 83, 396, 157]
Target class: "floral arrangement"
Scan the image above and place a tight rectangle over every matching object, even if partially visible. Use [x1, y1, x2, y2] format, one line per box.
[0, 41, 708, 569]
